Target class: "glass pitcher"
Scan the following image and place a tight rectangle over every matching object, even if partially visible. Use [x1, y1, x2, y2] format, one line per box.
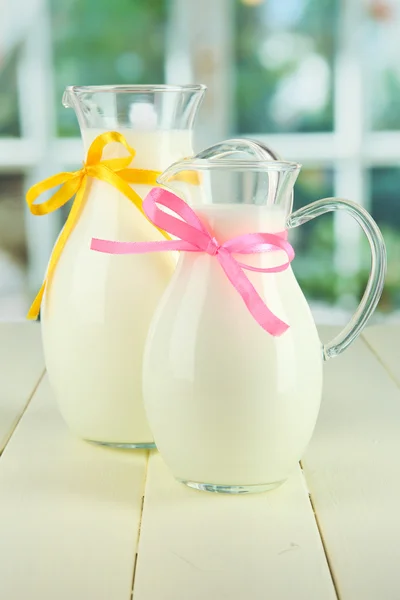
[40, 84, 205, 448]
[141, 145, 386, 493]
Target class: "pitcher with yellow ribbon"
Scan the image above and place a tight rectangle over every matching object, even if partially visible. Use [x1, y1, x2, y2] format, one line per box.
[28, 84, 205, 447]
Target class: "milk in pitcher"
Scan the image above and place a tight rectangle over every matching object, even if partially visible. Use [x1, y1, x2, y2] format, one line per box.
[143, 203, 323, 486]
[42, 129, 196, 445]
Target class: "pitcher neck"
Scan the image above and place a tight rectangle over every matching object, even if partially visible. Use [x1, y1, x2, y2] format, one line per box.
[195, 204, 288, 242]
[63, 84, 206, 166]
[63, 84, 205, 131]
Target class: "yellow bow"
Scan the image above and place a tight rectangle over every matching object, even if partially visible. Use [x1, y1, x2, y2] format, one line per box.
[26, 131, 165, 320]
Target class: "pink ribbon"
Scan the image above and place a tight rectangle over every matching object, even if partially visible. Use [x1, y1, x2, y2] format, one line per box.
[91, 187, 295, 336]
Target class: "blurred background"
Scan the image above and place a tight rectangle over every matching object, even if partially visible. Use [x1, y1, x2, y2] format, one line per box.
[0, 0, 399, 322]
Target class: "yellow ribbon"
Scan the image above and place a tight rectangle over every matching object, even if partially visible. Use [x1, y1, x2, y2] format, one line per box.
[26, 131, 166, 320]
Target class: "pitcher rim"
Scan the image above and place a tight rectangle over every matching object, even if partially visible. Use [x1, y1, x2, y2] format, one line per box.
[157, 159, 301, 179]
[64, 84, 207, 95]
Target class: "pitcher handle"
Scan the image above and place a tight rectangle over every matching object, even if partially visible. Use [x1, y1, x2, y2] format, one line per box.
[195, 138, 278, 161]
[287, 197, 386, 361]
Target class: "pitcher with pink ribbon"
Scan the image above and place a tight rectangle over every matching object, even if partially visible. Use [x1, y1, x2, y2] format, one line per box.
[92, 141, 386, 494]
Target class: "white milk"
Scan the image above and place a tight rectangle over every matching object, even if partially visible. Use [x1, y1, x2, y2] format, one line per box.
[143, 204, 323, 487]
[41, 128, 194, 445]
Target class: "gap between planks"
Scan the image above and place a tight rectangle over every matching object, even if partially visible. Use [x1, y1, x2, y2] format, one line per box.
[131, 449, 151, 599]
[298, 331, 382, 600]
[0, 368, 45, 458]
[361, 333, 400, 391]
[300, 464, 341, 600]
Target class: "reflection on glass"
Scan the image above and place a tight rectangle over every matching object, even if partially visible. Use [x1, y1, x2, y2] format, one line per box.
[235, 0, 337, 133]
[50, 0, 167, 136]
[0, 51, 20, 137]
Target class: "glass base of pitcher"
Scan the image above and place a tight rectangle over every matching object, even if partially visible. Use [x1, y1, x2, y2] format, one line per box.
[88, 439, 156, 450]
[179, 479, 285, 494]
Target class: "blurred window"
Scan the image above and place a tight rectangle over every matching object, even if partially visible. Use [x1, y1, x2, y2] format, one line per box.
[0, 51, 20, 137]
[235, 0, 336, 133]
[0, 174, 27, 318]
[0, 0, 399, 321]
[370, 167, 400, 313]
[367, 2, 400, 130]
[50, 0, 167, 136]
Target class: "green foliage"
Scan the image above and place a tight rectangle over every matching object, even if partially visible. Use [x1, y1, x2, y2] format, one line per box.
[0, 51, 20, 136]
[2, 0, 397, 313]
[235, 0, 337, 133]
[372, 70, 400, 131]
[292, 214, 400, 311]
[50, 0, 167, 135]
[292, 217, 338, 303]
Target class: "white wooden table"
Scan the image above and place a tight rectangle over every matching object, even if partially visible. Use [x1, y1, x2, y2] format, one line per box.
[0, 323, 399, 600]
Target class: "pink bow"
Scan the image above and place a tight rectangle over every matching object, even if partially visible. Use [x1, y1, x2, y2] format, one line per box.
[91, 187, 295, 336]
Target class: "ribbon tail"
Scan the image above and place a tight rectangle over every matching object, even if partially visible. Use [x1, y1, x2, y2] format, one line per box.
[27, 284, 45, 321]
[26, 181, 88, 320]
[217, 250, 289, 337]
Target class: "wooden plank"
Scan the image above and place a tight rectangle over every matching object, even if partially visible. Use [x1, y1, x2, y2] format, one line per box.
[362, 325, 400, 386]
[0, 322, 44, 452]
[302, 332, 400, 600]
[133, 452, 337, 600]
[0, 375, 148, 600]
